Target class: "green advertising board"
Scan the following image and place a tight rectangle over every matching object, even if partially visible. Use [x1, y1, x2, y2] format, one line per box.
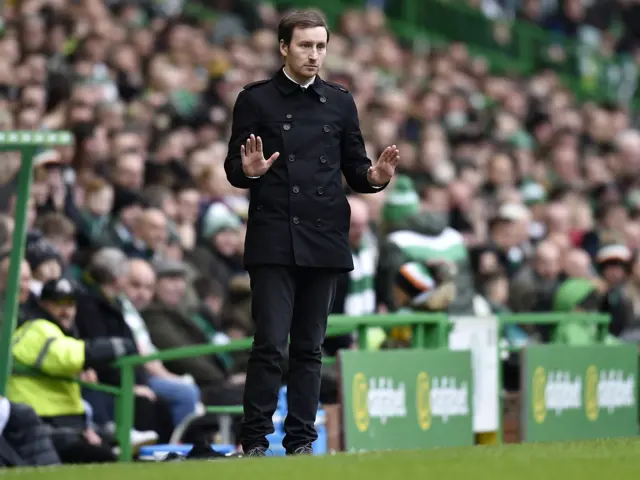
[340, 349, 474, 451]
[522, 344, 638, 442]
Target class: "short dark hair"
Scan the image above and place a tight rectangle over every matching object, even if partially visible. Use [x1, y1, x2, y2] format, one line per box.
[35, 212, 76, 240]
[278, 9, 329, 46]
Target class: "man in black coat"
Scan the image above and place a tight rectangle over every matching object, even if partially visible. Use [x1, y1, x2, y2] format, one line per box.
[224, 10, 398, 456]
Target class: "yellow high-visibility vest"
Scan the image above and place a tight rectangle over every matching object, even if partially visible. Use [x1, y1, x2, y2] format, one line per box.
[7, 319, 86, 417]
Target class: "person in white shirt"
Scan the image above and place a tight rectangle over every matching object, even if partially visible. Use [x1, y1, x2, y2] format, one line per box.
[123, 259, 202, 426]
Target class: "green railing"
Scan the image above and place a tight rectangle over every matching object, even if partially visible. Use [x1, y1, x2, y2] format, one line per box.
[0, 132, 74, 395]
[111, 312, 445, 461]
[9, 311, 608, 462]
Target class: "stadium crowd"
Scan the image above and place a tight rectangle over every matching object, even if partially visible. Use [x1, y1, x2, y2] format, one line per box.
[1, 0, 640, 467]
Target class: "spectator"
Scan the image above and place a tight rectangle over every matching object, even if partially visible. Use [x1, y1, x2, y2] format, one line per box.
[140, 258, 245, 408]
[0, 215, 13, 257]
[0, 399, 60, 467]
[328, 195, 382, 352]
[74, 248, 173, 443]
[595, 242, 634, 336]
[0, 257, 34, 327]
[123, 259, 202, 427]
[25, 238, 63, 297]
[33, 212, 77, 270]
[7, 278, 137, 463]
[564, 248, 594, 279]
[509, 240, 561, 313]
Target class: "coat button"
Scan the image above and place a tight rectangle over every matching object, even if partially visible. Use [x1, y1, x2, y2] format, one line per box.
[286, 114, 292, 119]
[256, 204, 263, 211]
[323, 125, 330, 133]
[288, 154, 295, 162]
[283, 124, 291, 131]
[320, 156, 327, 164]
[293, 216, 300, 225]
[320, 96, 326, 103]
[316, 187, 324, 195]
[292, 185, 300, 194]
[316, 219, 323, 227]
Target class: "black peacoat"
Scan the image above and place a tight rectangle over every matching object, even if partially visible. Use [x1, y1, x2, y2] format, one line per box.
[224, 68, 386, 271]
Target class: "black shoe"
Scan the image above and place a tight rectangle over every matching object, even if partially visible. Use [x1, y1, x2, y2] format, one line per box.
[245, 446, 269, 457]
[288, 445, 314, 455]
[163, 452, 186, 462]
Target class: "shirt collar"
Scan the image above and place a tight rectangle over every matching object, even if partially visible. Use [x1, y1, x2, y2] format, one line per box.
[283, 67, 315, 89]
[273, 67, 325, 97]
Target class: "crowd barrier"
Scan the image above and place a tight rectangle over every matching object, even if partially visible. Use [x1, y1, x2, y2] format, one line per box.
[6, 312, 623, 461]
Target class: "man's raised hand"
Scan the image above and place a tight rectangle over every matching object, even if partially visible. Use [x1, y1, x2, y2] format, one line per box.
[367, 145, 399, 186]
[241, 134, 280, 177]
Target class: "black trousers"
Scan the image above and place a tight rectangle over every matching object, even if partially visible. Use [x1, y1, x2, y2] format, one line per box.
[242, 265, 338, 452]
[56, 440, 116, 464]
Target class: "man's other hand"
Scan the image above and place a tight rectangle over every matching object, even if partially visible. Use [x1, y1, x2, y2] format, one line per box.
[79, 369, 98, 383]
[368, 145, 399, 186]
[241, 134, 280, 177]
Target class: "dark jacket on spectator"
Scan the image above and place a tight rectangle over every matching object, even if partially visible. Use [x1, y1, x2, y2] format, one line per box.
[0, 402, 60, 467]
[74, 276, 147, 387]
[141, 300, 227, 385]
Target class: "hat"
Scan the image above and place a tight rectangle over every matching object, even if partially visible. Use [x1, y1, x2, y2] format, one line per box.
[553, 278, 597, 312]
[381, 175, 420, 225]
[34, 149, 64, 168]
[626, 189, 640, 210]
[112, 187, 146, 217]
[497, 203, 530, 222]
[595, 243, 631, 265]
[40, 278, 79, 303]
[26, 238, 62, 272]
[202, 202, 242, 239]
[520, 182, 547, 205]
[508, 131, 534, 150]
[152, 258, 189, 278]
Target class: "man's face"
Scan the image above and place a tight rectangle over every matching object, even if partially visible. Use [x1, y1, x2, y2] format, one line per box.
[17, 261, 32, 303]
[602, 262, 627, 286]
[0, 259, 31, 302]
[113, 132, 143, 157]
[213, 229, 240, 257]
[125, 268, 156, 311]
[141, 211, 168, 252]
[48, 236, 76, 265]
[280, 26, 328, 80]
[535, 248, 560, 280]
[42, 300, 76, 330]
[177, 189, 200, 224]
[115, 154, 144, 190]
[33, 259, 62, 284]
[21, 86, 46, 113]
[348, 199, 369, 247]
[156, 276, 186, 308]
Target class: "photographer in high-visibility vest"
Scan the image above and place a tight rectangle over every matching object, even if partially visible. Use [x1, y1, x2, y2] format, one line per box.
[7, 278, 137, 463]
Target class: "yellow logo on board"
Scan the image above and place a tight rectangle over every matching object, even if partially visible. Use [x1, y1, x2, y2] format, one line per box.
[532, 366, 547, 424]
[585, 365, 599, 422]
[352, 372, 369, 432]
[416, 372, 431, 431]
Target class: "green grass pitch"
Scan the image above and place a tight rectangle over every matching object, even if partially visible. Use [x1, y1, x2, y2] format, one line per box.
[3, 439, 640, 480]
